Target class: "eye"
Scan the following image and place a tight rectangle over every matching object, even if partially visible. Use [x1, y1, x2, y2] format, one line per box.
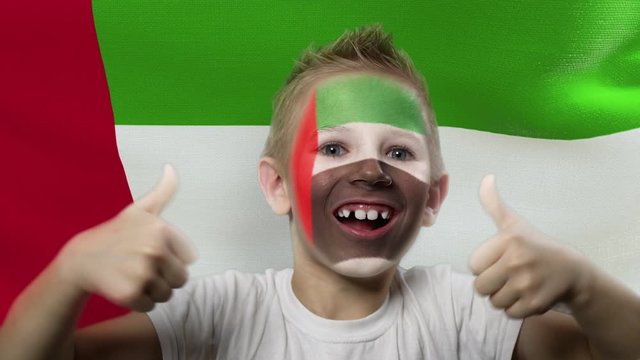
[386, 146, 413, 161]
[319, 143, 346, 157]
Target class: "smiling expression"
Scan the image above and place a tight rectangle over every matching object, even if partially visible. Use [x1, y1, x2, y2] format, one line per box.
[290, 74, 431, 277]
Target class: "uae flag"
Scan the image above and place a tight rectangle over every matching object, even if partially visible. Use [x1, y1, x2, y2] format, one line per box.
[1, 1, 638, 325]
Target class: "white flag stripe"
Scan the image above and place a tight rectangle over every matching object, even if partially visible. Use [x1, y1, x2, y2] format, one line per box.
[115, 125, 640, 293]
[313, 122, 430, 182]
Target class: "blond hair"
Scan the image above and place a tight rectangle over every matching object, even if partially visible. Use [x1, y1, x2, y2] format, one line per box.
[264, 24, 445, 182]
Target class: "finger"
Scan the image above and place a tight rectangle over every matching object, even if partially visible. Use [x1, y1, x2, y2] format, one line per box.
[145, 277, 173, 303]
[130, 294, 156, 313]
[489, 282, 520, 309]
[505, 298, 541, 319]
[95, 273, 153, 312]
[505, 294, 554, 318]
[473, 255, 509, 295]
[479, 174, 513, 229]
[165, 224, 198, 264]
[468, 233, 508, 275]
[159, 250, 189, 288]
[137, 164, 178, 215]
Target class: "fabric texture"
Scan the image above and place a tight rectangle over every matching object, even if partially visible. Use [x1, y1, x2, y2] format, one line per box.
[148, 265, 522, 359]
[94, 2, 640, 139]
[0, 0, 131, 326]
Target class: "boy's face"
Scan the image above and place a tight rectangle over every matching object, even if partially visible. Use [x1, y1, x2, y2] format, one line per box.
[289, 73, 433, 278]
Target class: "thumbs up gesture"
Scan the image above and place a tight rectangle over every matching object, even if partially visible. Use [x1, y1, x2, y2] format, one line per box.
[469, 175, 591, 318]
[56, 165, 197, 312]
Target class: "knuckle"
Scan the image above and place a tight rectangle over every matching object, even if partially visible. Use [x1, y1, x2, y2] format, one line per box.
[169, 267, 188, 288]
[506, 305, 526, 319]
[529, 296, 553, 314]
[141, 242, 165, 261]
[155, 289, 173, 303]
[150, 221, 169, 236]
[473, 277, 490, 295]
[505, 308, 519, 318]
[514, 276, 534, 293]
[501, 213, 520, 229]
[490, 292, 513, 309]
[527, 297, 548, 315]
[489, 296, 504, 309]
[504, 229, 527, 248]
[505, 259, 521, 273]
[177, 268, 188, 286]
[506, 250, 532, 271]
[131, 261, 158, 287]
[114, 285, 143, 306]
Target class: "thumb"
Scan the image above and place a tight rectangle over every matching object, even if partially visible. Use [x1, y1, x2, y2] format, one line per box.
[479, 174, 513, 229]
[137, 164, 178, 215]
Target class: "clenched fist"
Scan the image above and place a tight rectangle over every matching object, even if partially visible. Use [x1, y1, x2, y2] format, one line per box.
[469, 175, 591, 318]
[55, 165, 197, 312]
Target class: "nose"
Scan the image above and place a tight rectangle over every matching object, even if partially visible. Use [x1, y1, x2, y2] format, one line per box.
[350, 159, 393, 187]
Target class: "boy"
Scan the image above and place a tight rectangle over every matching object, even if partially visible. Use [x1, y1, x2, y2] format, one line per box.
[1, 25, 639, 359]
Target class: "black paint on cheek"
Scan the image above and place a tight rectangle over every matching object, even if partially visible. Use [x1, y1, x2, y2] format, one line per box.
[310, 159, 429, 263]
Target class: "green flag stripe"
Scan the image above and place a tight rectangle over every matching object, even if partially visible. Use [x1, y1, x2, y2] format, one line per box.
[93, 2, 640, 139]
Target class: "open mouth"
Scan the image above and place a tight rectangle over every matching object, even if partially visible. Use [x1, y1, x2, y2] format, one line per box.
[333, 203, 397, 238]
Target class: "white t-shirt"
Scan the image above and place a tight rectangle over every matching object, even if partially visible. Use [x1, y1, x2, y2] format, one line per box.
[148, 265, 522, 359]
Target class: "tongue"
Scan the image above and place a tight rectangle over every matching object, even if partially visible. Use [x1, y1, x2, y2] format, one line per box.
[342, 218, 376, 232]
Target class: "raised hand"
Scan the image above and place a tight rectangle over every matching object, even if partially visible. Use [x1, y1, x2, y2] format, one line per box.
[468, 175, 590, 318]
[56, 164, 197, 312]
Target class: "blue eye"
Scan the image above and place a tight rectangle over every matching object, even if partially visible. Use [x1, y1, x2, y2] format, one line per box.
[387, 147, 412, 161]
[320, 143, 346, 157]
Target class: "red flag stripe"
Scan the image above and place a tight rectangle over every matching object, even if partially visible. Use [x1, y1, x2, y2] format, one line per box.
[0, 1, 131, 326]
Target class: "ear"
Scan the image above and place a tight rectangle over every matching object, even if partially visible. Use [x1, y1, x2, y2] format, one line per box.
[258, 157, 291, 215]
[422, 174, 449, 227]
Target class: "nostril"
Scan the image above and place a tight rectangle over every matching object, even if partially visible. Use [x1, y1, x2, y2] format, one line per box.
[359, 171, 392, 187]
[351, 160, 393, 186]
[373, 173, 392, 187]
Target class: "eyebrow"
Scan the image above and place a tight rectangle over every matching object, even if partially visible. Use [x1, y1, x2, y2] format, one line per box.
[316, 124, 424, 142]
[377, 127, 427, 145]
[316, 125, 349, 133]
[314, 125, 351, 137]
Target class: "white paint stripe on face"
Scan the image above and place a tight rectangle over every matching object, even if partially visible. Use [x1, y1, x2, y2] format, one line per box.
[115, 125, 640, 293]
[312, 122, 430, 182]
[332, 257, 395, 278]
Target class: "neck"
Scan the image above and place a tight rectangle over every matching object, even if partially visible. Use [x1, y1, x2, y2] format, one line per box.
[291, 241, 396, 320]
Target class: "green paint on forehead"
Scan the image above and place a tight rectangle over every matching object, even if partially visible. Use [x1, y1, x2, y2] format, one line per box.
[315, 75, 426, 135]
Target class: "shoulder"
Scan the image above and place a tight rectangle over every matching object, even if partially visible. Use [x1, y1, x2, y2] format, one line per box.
[146, 268, 291, 356]
[149, 268, 290, 321]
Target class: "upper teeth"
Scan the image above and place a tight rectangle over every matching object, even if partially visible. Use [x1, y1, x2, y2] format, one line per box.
[337, 207, 391, 220]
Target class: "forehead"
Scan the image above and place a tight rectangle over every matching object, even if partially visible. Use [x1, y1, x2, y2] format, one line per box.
[309, 73, 427, 135]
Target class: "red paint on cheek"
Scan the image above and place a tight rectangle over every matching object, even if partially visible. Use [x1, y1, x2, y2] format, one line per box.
[291, 92, 317, 245]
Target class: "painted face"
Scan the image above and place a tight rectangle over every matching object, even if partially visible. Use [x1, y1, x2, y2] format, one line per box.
[290, 74, 431, 277]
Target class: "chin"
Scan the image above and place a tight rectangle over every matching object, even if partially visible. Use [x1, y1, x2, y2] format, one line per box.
[331, 257, 396, 278]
